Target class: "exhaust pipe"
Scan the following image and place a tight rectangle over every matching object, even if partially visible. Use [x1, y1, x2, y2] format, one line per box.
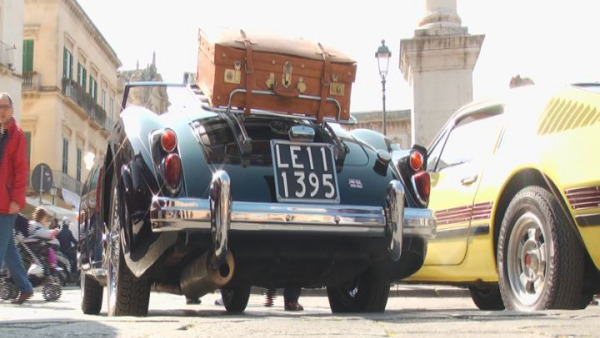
[179, 250, 235, 299]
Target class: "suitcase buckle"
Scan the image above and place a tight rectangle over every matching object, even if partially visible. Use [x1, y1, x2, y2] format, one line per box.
[282, 62, 293, 89]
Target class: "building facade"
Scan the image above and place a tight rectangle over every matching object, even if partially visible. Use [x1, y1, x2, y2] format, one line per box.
[22, 0, 121, 208]
[0, 0, 24, 120]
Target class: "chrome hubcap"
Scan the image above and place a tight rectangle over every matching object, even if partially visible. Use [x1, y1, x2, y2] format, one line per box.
[507, 211, 547, 306]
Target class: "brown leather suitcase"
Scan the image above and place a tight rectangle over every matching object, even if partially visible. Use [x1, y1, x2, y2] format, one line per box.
[197, 29, 357, 122]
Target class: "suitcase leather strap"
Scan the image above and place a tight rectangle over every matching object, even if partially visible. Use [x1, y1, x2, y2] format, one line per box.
[240, 30, 254, 116]
[318, 43, 331, 122]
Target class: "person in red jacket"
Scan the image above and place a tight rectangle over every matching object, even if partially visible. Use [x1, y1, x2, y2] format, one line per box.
[0, 92, 34, 304]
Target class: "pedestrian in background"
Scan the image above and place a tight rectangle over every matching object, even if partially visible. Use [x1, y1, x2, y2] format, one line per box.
[263, 287, 304, 311]
[57, 217, 77, 273]
[28, 206, 60, 269]
[0, 92, 34, 304]
[49, 217, 59, 230]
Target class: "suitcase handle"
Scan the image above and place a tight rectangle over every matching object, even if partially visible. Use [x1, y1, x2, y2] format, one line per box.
[271, 81, 301, 98]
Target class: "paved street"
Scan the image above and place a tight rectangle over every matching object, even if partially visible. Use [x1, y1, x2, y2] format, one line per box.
[0, 285, 598, 337]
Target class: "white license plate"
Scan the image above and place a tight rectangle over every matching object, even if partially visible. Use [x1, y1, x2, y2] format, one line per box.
[271, 140, 340, 203]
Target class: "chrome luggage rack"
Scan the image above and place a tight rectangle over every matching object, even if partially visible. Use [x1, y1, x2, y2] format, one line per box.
[193, 86, 354, 158]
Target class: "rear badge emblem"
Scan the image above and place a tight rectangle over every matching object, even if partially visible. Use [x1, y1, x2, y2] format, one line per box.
[349, 179, 363, 189]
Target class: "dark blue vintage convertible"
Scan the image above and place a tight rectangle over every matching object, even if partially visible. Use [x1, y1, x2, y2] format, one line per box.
[78, 82, 436, 316]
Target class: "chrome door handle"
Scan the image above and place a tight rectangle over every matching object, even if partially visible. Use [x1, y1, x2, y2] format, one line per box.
[460, 175, 478, 185]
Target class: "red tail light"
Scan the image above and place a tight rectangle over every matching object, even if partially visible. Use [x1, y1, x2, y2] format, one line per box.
[161, 129, 178, 153]
[409, 150, 424, 171]
[163, 153, 182, 190]
[412, 170, 431, 205]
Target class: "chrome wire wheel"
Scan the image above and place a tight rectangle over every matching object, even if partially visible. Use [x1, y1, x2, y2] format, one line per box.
[107, 185, 121, 315]
[103, 175, 150, 316]
[506, 211, 548, 307]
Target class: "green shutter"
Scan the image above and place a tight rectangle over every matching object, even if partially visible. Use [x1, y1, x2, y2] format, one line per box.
[69, 53, 73, 80]
[62, 138, 69, 174]
[83, 68, 87, 91]
[22, 40, 34, 72]
[63, 47, 73, 80]
[63, 47, 68, 79]
[76, 148, 82, 182]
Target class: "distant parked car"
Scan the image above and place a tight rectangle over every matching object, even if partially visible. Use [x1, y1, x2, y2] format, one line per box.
[405, 83, 600, 311]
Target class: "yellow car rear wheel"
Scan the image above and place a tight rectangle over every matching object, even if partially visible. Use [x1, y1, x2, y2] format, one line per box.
[497, 186, 585, 311]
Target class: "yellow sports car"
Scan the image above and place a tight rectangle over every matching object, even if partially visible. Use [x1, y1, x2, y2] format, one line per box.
[406, 83, 600, 311]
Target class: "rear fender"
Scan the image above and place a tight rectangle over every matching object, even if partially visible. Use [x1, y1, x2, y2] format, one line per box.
[106, 110, 163, 257]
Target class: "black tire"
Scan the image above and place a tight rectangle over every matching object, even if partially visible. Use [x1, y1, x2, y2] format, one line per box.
[42, 280, 62, 301]
[81, 272, 103, 315]
[106, 178, 151, 316]
[327, 268, 390, 313]
[0, 281, 18, 300]
[578, 293, 594, 309]
[468, 285, 505, 310]
[221, 285, 251, 313]
[497, 186, 585, 311]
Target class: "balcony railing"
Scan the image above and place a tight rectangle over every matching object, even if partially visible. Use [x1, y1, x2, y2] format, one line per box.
[22, 71, 41, 91]
[27, 170, 82, 196]
[62, 78, 107, 128]
[52, 170, 82, 195]
[0, 40, 16, 70]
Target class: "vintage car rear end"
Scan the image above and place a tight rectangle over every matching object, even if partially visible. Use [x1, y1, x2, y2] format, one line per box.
[78, 82, 435, 316]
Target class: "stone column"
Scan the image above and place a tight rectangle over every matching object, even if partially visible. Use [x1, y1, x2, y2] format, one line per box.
[400, 0, 484, 146]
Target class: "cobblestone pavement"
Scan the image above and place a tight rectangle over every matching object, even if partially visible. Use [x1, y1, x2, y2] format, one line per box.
[0, 286, 598, 337]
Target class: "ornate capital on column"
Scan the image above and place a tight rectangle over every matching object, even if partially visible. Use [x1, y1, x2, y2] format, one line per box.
[417, 0, 467, 36]
[400, 34, 485, 83]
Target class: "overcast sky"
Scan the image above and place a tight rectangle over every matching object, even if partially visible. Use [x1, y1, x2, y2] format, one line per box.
[76, 0, 600, 113]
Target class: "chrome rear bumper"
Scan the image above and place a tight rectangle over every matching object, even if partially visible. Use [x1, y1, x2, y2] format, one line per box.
[150, 171, 436, 261]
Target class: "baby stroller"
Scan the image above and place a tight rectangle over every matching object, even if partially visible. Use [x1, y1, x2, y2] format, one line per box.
[0, 234, 63, 301]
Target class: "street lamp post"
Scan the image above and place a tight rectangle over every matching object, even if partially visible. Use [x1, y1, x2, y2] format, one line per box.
[375, 40, 391, 136]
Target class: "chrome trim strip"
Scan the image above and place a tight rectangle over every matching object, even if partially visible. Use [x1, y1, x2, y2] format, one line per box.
[150, 198, 436, 237]
[410, 175, 428, 206]
[432, 224, 489, 240]
[576, 213, 600, 227]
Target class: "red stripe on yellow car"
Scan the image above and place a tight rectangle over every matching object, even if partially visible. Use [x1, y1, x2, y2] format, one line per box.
[435, 201, 493, 225]
[471, 202, 493, 221]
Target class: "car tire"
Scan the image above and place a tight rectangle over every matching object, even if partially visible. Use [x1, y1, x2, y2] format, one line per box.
[327, 268, 390, 313]
[497, 186, 585, 310]
[0, 280, 18, 300]
[578, 293, 594, 309]
[106, 179, 151, 316]
[221, 285, 251, 313]
[81, 271, 103, 315]
[468, 285, 505, 310]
